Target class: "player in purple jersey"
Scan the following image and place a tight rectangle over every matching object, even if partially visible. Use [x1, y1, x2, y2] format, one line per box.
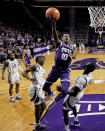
[23, 44, 32, 68]
[43, 19, 76, 102]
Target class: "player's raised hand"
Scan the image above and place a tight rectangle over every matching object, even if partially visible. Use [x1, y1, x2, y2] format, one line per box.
[50, 18, 56, 26]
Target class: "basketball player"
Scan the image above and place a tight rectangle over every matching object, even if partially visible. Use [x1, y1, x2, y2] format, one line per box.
[23, 44, 32, 68]
[22, 56, 47, 130]
[43, 19, 76, 101]
[2, 53, 23, 102]
[49, 62, 95, 131]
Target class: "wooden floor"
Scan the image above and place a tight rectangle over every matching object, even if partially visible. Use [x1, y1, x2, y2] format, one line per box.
[0, 48, 105, 131]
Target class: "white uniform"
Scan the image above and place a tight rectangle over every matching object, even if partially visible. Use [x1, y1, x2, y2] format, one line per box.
[63, 73, 92, 109]
[8, 59, 20, 84]
[28, 64, 45, 105]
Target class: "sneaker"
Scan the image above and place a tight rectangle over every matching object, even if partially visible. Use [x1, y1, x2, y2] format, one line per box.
[16, 95, 23, 100]
[10, 97, 15, 103]
[46, 97, 56, 110]
[65, 125, 70, 131]
[44, 91, 56, 101]
[34, 123, 47, 130]
[71, 121, 80, 127]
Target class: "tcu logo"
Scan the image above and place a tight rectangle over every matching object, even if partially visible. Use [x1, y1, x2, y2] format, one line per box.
[71, 58, 105, 70]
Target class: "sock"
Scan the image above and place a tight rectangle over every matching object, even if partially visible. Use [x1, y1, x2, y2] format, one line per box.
[65, 124, 69, 129]
[10, 96, 13, 98]
[74, 116, 78, 121]
[16, 94, 19, 97]
[36, 122, 40, 126]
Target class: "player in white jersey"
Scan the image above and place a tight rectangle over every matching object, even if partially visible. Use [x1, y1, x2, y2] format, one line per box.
[2, 53, 23, 102]
[47, 62, 95, 131]
[22, 56, 47, 130]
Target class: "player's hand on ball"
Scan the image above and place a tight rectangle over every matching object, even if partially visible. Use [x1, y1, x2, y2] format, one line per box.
[50, 18, 56, 26]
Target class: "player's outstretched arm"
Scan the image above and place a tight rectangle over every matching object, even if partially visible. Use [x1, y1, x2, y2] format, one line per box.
[50, 19, 61, 47]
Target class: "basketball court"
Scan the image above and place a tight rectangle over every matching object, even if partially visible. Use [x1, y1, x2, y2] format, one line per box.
[1, 0, 105, 131]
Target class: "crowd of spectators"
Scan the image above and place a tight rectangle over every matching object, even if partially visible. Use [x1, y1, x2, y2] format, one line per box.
[0, 22, 52, 64]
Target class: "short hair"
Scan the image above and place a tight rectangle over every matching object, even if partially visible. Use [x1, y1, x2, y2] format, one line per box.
[83, 62, 95, 73]
[62, 32, 70, 36]
[36, 56, 45, 63]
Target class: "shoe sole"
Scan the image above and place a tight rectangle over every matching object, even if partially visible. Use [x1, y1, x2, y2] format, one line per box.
[71, 124, 80, 127]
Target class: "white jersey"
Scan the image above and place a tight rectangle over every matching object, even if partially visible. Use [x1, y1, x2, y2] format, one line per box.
[63, 73, 92, 108]
[28, 64, 45, 105]
[71, 73, 92, 95]
[7, 59, 19, 74]
[7, 59, 20, 84]
[31, 64, 45, 87]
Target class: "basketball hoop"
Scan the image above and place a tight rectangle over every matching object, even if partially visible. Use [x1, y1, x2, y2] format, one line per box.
[88, 7, 105, 44]
[88, 7, 105, 29]
[98, 30, 103, 37]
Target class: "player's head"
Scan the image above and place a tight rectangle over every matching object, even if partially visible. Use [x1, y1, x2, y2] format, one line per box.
[62, 33, 70, 45]
[24, 44, 29, 50]
[9, 53, 15, 60]
[36, 56, 45, 66]
[83, 62, 95, 74]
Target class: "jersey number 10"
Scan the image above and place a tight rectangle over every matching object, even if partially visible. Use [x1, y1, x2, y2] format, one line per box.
[61, 53, 68, 60]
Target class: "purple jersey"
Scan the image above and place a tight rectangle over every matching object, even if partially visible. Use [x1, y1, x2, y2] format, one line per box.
[54, 43, 72, 69]
[24, 49, 31, 65]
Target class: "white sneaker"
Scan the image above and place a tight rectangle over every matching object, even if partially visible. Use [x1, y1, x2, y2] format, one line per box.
[46, 97, 56, 110]
[10, 97, 15, 103]
[16, 95, 23, 100]
[65, 125, 70, 131]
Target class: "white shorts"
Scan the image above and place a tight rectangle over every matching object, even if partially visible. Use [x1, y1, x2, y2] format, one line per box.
[28, 84, 45, 105]
[8, 72, 20, 84]
[63, 92, 83, 110]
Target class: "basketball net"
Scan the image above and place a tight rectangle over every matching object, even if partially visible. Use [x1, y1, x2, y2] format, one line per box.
[88, 7, 105, 29]
[88, 7, 105, 43]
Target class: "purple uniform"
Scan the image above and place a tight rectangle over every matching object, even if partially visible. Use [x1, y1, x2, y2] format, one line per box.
[43, 43, 72, 101]
[24, 49, 31, 66]
[55, 43, 72, 69]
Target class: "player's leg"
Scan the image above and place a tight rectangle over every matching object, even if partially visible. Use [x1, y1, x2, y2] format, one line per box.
[35, 104, 41, 124]
[55, 71, 70, 101]
[40, 102, 46, 118]
[43, 66, 59, 98]
[25, 59, 31, 68]
[15, 83, 22, 99]
[34, 104, 47, 130]
[68, 96, 80, 126]
[71, 105, 80, 127]
[9, 84, 15, 102]
[46, 72, 70, 110]
[55, 80, 70, 102]
[8, 74, 15, 102]
[63, 98, 70, 131]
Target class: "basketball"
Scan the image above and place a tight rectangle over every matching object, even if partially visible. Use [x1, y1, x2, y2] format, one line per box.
[45, 7, 60, 21]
